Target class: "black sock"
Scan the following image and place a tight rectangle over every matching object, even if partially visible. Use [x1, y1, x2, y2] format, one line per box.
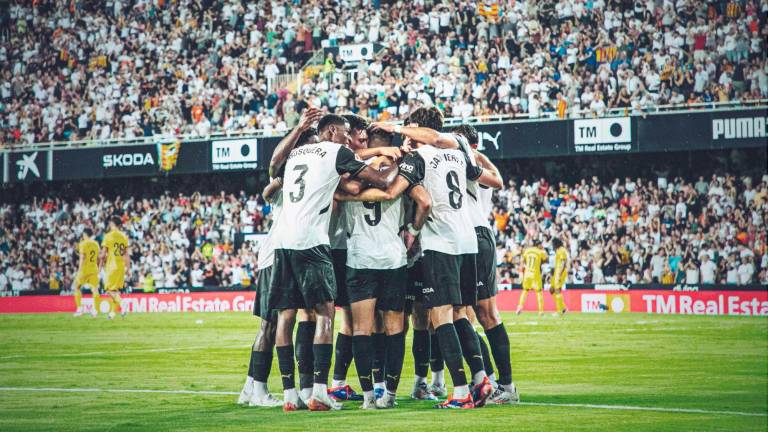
[412, 329, 430, 377]
[351, 335, 374, 392]
[252, 350, 273, 382]
[313, 343, 333, 385]
[332, 333, 353, 381]
[435, 323, 467, 387]
[454, 318, 485, 378]
[295, 321, 316, 389]
[371, 332, 386, 383]
[429, 331, 444, 372]
[477, 332, 495, 378]
[385, 331, 406, 393]
[486, 323, 512, 386]
[276, 345, 295, 390]
[247, 347, 256, 379]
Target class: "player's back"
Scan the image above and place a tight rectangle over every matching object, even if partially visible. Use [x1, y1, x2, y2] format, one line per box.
[415, 145, 478, 255]
[257, 190, 283, 270]
[346, 196, 406, 270]
[79, 239, 100, 275]
[104, 229, 129, 273]
[522, 247, 545, 280]
[274, 141, 356, 250]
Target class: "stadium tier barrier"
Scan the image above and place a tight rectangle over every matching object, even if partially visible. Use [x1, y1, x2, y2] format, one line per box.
[1, 285, 766, 317]
[2, 106, 766, 184]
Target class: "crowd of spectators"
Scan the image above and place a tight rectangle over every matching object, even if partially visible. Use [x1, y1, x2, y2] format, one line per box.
[0, 170, 766, 293]
[1, 0, 766, 146]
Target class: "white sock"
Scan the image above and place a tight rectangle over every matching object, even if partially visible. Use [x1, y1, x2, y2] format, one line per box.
[243, 376, 254, 391]
[453, 385, 469, 399]
[489, 373, 497, 383]
[374, 382, 385, 391]
[312, 383, 328, 398]
[253, 381, 268, 398]
[299, 387, 312, 402]
[284, 388, 298, 403]
[473, 371, 488, 386]
[431, 370, 445, 387]
[501, 383, 516, 393]
[331, 379, 345, 388]
[364, 390, 374, 401]
[414, 375, 427, 386]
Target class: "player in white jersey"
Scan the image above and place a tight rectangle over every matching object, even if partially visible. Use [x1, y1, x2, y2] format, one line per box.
[368, 107, 501, 409]
[328, 114, 370, 402]
[333, 128, 433, 409]
[238, 111, 322, 408]
[452, 124, 520, 405]
[268, 114, 398, 412]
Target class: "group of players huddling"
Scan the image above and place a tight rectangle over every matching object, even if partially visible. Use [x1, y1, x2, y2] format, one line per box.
[237, 106, 529, 411]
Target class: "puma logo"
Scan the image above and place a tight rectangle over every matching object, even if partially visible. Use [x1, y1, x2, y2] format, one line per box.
[360, 376, 371, 381]
[478, 131, 501, 151]
[473, 355, 483, 359]
[314, 371, 321, 376]
[387, 374, 399, 380]
[281, 374, 293, 379]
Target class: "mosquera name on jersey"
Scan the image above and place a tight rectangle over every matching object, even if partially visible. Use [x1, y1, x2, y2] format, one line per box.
[273, 141, 365, 250]
[399, 144, 483, 256]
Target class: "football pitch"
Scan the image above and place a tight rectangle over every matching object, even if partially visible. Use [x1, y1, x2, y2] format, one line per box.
[0, 312, 765, 431]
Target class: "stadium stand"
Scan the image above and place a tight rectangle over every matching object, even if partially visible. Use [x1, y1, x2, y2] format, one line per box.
[1, 165, 766, 292]
[1, 0, 766, 146]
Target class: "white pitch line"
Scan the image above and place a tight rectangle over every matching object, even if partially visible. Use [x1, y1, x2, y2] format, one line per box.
[0, 345, 248, 360]
[0, 387, 764, 418]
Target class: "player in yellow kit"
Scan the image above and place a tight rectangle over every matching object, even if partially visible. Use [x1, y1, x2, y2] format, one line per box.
[101, 216, 130, 319]
[550, 238, 569, 315]
[516, 239, 548, 316]
[73, 228, 102, 317]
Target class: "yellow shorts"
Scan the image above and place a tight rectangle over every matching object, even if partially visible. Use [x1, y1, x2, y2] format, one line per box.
[551, 282, 565, 291]
[76, 273, 99, 290]
[522, 278, 543, 291]
[104, 273, 125, 292]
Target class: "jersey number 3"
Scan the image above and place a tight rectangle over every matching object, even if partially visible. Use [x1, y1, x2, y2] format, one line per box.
[289, 164, 309, 203]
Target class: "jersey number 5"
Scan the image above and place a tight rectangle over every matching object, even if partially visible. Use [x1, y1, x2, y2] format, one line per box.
[446, 170, 463, 209]
[289, 164, 309, 203]
[363, 201, 382, 226]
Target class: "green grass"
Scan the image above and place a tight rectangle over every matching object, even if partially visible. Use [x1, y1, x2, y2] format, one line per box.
[0, 312, 766, 431]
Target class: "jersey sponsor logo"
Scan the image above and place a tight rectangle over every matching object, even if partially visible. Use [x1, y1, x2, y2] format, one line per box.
[212, 139, 258, 170]
[398, 161, 414, 173]
[16, 152, 40, 180]
[103, 152, 155, 168]
[711, 116, 767, 140]
[422, 287, 435, 294]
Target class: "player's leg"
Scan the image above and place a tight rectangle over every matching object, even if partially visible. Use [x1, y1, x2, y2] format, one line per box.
[330, 307, 357, 397]
[374, 268, 407, 409]
[349, 298, 377, 408]
[371, 311, 387, 398]
[453, 305, 491, 406]
[475, 295, 519, 403]
[90, 283, 102, 317]
[308, 300, 338, 410]
[275, 308, 300, 411]
[516, 282, 530, 315]
[247, 319, 282, 407]
[295, 309, 316, 403]
[73, 277, 83, 316]
[535, 280, 544, 315]
[552, 287, 567, 314]
[410, 300, 436, 399]
[428, 322, 446, 397]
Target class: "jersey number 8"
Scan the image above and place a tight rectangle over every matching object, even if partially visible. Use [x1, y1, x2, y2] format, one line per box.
[446, 170, 463, 209]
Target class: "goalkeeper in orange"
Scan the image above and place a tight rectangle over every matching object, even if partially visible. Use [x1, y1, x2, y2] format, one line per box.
[549, 237, 569, 315]
[516, 239, 548, 316]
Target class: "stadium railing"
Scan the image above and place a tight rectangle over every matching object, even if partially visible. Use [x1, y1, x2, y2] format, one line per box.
[2, 100, 765, 152]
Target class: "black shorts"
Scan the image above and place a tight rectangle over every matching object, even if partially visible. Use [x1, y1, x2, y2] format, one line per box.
[253, 266, 277, 322]
[405, 259, 426, 312]
[421, 250, 477, 308]
[332, 249, 350, 307]
[475, 227, 498, 301]
[346, 266, 407, 312]
[269, 247, 337, 311]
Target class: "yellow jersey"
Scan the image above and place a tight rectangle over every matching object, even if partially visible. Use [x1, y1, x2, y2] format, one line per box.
[552, 247, 569, 289]
[103, 229, 129, 274]
[522, 247, 548, 282]
[78, 238, 100, 276]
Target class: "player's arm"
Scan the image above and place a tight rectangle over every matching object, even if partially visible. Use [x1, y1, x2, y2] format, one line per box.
[369, 122, 460, 149]
[465, 151, 503, 189]
[336, 146, 398, 191]
[338, 174, 363, 195]
[474, 149, 504, 189]
[356, 146, 402, 161]
[269, 107, 323, 177]
[262, 177, 283, 203]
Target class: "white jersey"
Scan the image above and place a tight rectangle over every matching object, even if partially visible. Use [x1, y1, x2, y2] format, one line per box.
[346, 196, 406, 270]
[272, 141, 366, 250]
[257, 190, 283, 269]
[465, 150, 494, 231]
[329, 202, 347, 250]
[399, 143, 483, 255]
